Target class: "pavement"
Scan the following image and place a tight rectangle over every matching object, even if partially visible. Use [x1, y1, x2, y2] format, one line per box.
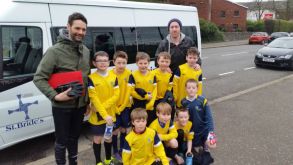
[26, 39, 252, 165]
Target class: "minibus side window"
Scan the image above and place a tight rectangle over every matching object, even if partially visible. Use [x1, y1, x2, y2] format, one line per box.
[1, 26, 43, 78]
[136, 27, 162, 61]
[181, 26, 198, 48]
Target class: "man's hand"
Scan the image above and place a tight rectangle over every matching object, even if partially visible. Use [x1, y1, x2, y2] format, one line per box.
[54, 88, 74, 101]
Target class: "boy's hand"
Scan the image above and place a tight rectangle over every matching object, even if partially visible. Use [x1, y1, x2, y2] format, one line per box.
[207, 132, 217, 148]
[193, 64, 201, 70]
[167, 67, 172, 74]
[54, 88, 73, 101]
[105, 116, 113, 125]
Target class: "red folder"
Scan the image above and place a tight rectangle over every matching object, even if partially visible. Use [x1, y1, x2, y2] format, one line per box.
[48, 71, 84, 89]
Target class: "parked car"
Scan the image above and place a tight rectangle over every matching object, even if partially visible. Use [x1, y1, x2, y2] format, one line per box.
[254, 37, 293, 70]
[248, 32, 270, 44]
[268, 32, 290, 43]
[290, 32, 293, 37]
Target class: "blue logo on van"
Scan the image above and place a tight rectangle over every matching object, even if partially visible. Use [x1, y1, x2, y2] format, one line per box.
[8, 94, 38, 120]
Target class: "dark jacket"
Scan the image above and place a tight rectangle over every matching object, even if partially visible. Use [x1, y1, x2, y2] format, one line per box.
[181, 96, 214, 135]
[33, 29, 90, 108]
[155, 33, 201, 73]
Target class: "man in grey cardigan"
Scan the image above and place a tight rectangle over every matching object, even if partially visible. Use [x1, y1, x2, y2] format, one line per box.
[33, 12, 90, 165]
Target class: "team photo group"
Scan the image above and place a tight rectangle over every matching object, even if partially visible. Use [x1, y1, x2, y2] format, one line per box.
[34, 12, 217, 165]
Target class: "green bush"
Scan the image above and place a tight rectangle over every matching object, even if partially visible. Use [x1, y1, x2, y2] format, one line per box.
[200, 19, 224, 42]
[273, 19, 293, 32]
[247, 20, 265, 32]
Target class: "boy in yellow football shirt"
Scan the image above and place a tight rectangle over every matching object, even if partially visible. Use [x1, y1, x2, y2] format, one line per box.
[88, 51, 120, 165]
[152, 52, 175, 119]
[173, 47, 203, 108]
[174, 108, 194, 164]
[149, 102, 182, 164]
[122, 108, 169, 165]
[109, 51, 132, 161]
[128, 52, 157, 125]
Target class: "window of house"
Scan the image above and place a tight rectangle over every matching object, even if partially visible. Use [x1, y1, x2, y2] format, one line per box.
[220, 11, 226, 18]
[234, 10, 240, 17]
[232, 24, 239, 31]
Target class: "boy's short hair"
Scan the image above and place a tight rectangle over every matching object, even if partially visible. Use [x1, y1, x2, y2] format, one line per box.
[185, 79, 198, 87]
[136, 52, 150, 62]
[68, 12, 87, 26]
[175, 107, 189, 117]
[113, 51, 128, 61]
[131, 108, 148, 122]
[157, 51, 171, 61]
[93, 51, 109, 61]
[156, 102, 172, 115]
[187, 47, 200, 57]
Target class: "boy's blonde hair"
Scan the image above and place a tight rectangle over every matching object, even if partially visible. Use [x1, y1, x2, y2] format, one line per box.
[185, 79, 198, 87]
[175, 107, 189, 117]
[93, 51, 109, 61]
[187, 47, 200, 58]
[113, 51, 128, 61]
[156, 102, 172, 115]
[136, 52, 150, 62]
[131, 108, 148, 122]
[157, 51, 171, 61]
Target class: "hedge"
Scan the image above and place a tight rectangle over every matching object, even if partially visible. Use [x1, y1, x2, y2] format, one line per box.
[247, 19, 293, 33]
[200, 19, 224, 42]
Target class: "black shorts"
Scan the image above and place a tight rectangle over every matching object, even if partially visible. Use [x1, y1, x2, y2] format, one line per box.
[90, 122, 118, 136]
[116, 107, 131, 128]
[193, 130, 209, 147]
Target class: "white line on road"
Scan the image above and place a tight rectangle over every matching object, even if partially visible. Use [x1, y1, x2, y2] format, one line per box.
[219, 71, 235, 76]
[244, 67, 256, 70]
[221, 52, 248, 57]
[201, 57, 208, 60]
[209, 74, 293, 105]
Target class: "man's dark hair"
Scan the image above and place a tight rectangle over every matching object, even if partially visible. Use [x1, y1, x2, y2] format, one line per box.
[68, 12, 88, 26]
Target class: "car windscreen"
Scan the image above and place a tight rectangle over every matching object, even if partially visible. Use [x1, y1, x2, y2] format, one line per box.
[268, 39, 293, 49]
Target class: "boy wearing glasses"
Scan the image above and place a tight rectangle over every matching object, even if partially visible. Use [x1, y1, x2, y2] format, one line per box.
[88, 51, 120, 165]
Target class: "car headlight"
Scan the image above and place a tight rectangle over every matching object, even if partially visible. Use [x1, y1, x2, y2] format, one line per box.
[278, 54, 292, 59]
[256, 52, 263, 57]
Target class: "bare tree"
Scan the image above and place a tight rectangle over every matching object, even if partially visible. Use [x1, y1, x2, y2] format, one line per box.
[252, 0, 266, 20]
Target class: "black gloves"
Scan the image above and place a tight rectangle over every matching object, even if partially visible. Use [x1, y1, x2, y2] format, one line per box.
[55, 81, 84, 98]
[135, 88, 147, 98]
[163, 90, 174, 104]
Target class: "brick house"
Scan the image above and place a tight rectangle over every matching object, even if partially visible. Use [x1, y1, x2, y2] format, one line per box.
[169, 0, 248, 32]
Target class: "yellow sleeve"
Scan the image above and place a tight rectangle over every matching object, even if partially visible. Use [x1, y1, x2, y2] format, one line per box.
[130, 85, 145, 100]
[167, 75, 173, 91]
[146, 85, 157, 110]
[102, 78, 120, 110]
[197, 81, 202, 96]
[88, 78, 108, 119]
[187, 122, 194, 140]
[117, 85, 131, 113]
[122, 139, 131, 165]
[173, 76, 179, 102]
[160, 124, 178, 141]
[153, 136, 169, 165]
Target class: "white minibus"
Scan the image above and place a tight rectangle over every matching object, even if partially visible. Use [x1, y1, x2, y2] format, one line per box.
[0, 0, 201, 150]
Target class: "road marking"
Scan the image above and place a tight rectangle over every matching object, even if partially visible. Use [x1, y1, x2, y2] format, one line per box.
[219, 71, 235, 76]
[221, 52, 248, 57]
[209, 74, 293, 105]
[244, 67, 256, 70]
[201, 57, 208, 60]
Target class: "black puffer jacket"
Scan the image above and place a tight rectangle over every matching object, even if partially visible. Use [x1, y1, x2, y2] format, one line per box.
[155, 33, 201, 73]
